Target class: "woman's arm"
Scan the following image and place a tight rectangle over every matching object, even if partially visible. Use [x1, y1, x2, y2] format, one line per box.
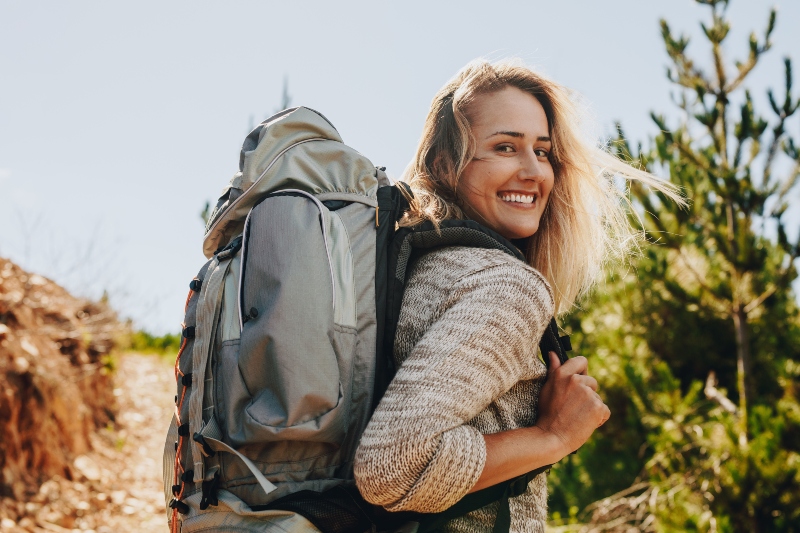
[354, 258, 554, 513]
[469, 352, 610, 492]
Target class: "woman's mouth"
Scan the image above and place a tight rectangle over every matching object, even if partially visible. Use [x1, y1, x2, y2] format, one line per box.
[498, 192, 537, 205]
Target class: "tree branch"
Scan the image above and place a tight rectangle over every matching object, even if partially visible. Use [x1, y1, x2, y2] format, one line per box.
[743, 285, 776, 315]
[704, 371, 738, 415]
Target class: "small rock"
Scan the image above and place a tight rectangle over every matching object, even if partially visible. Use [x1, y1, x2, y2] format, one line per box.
[60, 514, 76, 528]
[28, 274, 46, 286]
[38, 479, 61, 502]
[124, 412, 145, 423]
[1, 518, 16, 528]
[13, 357, 29, 373]
[73, 456, 101, 482]
[124, 497, 143, 509]
[109, 491, 126, 505]
[20, 338, 39, 357]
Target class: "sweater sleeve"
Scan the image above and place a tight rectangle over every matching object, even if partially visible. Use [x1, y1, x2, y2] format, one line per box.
[353, 261, 554, 513]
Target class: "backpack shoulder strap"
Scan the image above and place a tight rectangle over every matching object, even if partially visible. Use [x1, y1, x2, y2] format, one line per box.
[382, 218, 526, 386]
[378, 190, 573, 532]
[384, 216, 569, 384]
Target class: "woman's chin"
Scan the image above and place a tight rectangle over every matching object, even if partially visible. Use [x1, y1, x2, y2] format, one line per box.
[496, 223, 540, 241]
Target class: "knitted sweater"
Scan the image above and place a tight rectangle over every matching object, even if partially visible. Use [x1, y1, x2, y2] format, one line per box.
[354, 246, 555, 533]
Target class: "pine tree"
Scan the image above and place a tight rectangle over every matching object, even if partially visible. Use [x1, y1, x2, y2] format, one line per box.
[549, 2, 800, 530]
[616, 0, 799, 444]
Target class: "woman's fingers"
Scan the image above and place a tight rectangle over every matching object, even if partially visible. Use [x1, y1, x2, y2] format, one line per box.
[536, 353, 611, 456]
[559, 355, 588, 376]
[548, 353, 588, 376]
[578, 375, 599, 391]
[547, 351, 562, 372]
[598, 402, 611, 427]
[549, 354, 598, 391]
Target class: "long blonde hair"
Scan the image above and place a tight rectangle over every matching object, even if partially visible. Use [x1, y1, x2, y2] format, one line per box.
[400, 59, 681, 314]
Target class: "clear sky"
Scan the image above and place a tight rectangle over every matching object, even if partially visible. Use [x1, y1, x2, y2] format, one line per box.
[1, 0, 798, 333]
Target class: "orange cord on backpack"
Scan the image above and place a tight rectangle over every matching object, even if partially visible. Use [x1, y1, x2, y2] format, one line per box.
[171, 286, 195, 533]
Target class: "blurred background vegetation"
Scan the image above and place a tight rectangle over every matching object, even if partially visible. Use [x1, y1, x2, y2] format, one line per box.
[547, 0, 800, 531]
[124, 329, 182, 358]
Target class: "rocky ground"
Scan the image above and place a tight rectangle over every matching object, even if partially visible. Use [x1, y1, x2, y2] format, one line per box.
[1, 353, 174, 533]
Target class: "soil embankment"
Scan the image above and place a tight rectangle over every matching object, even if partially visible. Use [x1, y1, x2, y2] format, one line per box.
[0, 258, 173, 531]
[0, 257, 118, 500]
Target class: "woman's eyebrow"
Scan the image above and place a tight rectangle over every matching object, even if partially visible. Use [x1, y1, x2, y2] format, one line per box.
[486, 131, 551, 142]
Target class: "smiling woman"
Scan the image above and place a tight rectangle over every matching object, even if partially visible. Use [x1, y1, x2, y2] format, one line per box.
[353, 59, 681, 533]
[458, 87, 555, 240]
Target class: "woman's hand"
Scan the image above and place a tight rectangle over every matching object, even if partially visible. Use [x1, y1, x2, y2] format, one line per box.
[535, 352, 610, 458]
[468, 352, 610, 493]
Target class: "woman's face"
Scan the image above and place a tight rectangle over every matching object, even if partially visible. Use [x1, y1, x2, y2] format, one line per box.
[457, 86, 555, 240]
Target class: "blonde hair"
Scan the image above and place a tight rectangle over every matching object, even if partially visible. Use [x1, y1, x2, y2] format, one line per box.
[400, 59, 682, 314]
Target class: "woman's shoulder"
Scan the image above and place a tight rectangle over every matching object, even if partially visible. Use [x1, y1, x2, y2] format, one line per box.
[409, 246, 554, 309]
[415, 245, 549, 282]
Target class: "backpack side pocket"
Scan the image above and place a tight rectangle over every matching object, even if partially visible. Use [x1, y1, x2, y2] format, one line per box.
[228, 194, 351, 448]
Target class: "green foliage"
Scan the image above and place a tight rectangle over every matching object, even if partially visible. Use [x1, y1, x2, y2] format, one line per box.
[127, 329, 182, 357]
[622, 0, 799, 432]
[550, 265, 800, 531]
[549, 1, 800, 530]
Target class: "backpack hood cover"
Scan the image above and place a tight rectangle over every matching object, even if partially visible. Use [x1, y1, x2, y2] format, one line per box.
[202, 106, 380, 258]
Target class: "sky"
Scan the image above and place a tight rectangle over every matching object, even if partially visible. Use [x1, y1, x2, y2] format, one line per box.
[1, 0, 799, 333]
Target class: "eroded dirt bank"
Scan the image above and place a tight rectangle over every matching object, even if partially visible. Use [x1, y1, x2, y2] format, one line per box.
[0, 257, 173, 532]
[1, 353, 173, 532]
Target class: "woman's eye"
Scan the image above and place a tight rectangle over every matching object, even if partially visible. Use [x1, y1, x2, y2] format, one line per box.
[534, 148, 550, 158]
[495, 144, 515, 153]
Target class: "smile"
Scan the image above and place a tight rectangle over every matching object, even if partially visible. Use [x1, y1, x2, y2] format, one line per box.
[498, 192, 537, 204]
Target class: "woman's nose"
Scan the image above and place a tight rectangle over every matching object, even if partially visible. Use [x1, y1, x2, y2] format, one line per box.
[519, 151, 546, 182]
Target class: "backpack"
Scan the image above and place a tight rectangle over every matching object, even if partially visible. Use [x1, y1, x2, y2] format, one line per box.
[162, 107, 571, 533]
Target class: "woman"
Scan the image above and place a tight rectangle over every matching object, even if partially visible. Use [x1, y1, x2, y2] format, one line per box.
[353, 60, 677, 532]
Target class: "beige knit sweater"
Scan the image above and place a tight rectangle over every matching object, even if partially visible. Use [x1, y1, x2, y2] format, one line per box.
[354, 246, 555, 533]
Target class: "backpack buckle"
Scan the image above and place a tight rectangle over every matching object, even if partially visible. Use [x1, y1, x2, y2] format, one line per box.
[199, 472, 220, 510]
[216, 236, 242, 260]
[193, 433, 216, 458]
[169, 498, 190, 515]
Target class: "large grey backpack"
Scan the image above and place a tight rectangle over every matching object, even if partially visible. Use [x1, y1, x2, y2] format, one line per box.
[163, 107, 571, 533]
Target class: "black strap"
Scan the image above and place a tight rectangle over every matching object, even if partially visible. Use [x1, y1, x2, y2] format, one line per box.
[381, 218, 528, 399]
[414, 464, 549, 533]
[539, 317, 570, 366]
[374, 184, 412, 409]
[199, 472, 220, 510]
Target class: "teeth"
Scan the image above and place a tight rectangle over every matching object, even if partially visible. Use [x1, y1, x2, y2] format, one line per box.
[499, 193, 535, 204]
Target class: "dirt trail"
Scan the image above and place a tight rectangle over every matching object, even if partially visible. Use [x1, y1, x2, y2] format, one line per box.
[1, 353, 174, 533]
